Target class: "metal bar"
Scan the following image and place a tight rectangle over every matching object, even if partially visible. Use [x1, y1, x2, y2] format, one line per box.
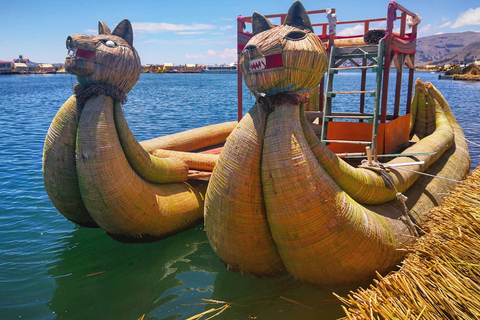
[237, 19, 243, 122]
[344, 152, 437, 159]
[330, 65, 376, 71]
[321, 44, 336, 144]
[330, 90, 375, 94]
[319, 78, 324, 112]
[325, 115, 374, 119]
[406, 24, 418, 114]
[334, 53, 378, 59]
[323, 139, 372, 144]
[360, 58, 367, 121]
[380, 38, 391, 123]
[372, 40, 384, 154]
[394, 65, 403, 118]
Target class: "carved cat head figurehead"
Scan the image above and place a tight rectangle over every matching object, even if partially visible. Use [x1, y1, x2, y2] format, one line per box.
[65, 19, 141, 96]
[240, 1, 327, 98]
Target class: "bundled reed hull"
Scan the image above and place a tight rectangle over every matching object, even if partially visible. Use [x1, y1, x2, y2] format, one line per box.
[43, 19, 237, 242]
[206, 79, 470, 285]
[204, 1, 470, 284]
[208, 81, 470, 285]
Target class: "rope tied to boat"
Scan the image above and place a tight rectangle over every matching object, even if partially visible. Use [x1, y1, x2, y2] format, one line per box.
[359, 159, 419, 237]
[256, 92, 309, 114]
[74, 83, 127, 107]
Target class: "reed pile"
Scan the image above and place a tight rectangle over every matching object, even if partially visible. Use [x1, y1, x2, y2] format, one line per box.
[338, 165, 480, 319]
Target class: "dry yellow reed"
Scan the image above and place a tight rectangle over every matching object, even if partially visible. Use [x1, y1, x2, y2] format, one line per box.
[338, 166, 480, 319]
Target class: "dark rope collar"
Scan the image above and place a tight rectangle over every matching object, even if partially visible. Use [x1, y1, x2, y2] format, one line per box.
[74, 83, 127, 106]
[256, 92, 309, 113]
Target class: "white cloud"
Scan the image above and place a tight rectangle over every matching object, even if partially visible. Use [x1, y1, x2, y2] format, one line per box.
[176, 31, 204, 35]
[440, 21, 451, 28]
[220, 25, 233, 30]
[84, 29, 97, 34]
[185, 54, 207, 59]
[337, 24, 364, 37]
[452, 7, 480, 28]
[419, 23, 432, 34]
[132, 22, 215, 33]
[220, 48, 236, 59]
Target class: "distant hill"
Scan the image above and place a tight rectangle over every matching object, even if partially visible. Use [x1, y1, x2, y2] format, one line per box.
[415, 31, 480, 66]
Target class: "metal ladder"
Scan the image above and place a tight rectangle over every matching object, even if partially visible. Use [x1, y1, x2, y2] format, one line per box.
[320, 40, 385, 155]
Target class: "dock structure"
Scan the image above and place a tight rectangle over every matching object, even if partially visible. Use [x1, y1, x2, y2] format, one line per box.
[338, 165, 480, 319]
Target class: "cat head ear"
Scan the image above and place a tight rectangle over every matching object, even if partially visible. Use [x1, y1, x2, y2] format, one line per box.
[252, 12, 273, 35]
[284, 1, 313, 33]
[112, 19, 134, 46]
[98, 21, 112, 35]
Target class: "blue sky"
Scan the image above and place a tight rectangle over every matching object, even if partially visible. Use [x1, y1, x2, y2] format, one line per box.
[1, 0, 480, 65]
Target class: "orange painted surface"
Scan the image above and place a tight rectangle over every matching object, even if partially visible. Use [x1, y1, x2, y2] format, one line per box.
[326, 114, 410, 155]
[384, 114, 410, 154]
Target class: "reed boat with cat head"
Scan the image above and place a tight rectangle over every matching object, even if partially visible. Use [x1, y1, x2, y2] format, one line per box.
[204, 0, 470, 285]
[43, 18, 236, 242]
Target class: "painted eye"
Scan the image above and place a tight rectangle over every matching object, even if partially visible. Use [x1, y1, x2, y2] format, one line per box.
[101, 40, 117, 48]
[286, 31, 307, 40]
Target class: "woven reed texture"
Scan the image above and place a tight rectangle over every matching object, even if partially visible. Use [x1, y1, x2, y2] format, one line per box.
[411, 80, 436, 139]
[240, 25, 327, 97]
[205, 79, 470, 284]
[300, 79, 456, 205]
[334, 37, 367, 48]
[114, 102, 189, 183]
[65, 20, 140, 96]
[152, 149, 218, 172]
[404, 82, 470, 225]
[262, 103, 404, 284]
[140, 122, 237, 153]
[43, 95, 98, 227]
[205, 104, 284, 275]
[76, 95, 207, 242]
[339, 165, 480, 319]
[204, 2, 470, 284]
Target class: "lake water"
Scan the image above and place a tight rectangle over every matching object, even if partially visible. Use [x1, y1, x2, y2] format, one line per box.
[0, 72, 479, 320]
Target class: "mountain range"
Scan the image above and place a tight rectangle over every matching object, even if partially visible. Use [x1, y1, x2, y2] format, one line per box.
[415, 31, 480, 66]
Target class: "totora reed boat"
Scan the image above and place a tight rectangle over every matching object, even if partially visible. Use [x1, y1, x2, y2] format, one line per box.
[43, 1, 470, 285]
[204, 1, 470, 285]
[42, 19, 236, 242]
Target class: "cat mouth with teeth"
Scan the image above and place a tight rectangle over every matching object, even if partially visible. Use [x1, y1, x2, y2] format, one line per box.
[248, 54, 284, 72]
[239, 4, 327, 97]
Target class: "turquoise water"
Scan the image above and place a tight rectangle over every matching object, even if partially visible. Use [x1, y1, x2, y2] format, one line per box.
[0, 72, 478, 320]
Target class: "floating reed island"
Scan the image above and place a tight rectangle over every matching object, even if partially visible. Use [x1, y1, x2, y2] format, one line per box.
[338, 165, 480, 319]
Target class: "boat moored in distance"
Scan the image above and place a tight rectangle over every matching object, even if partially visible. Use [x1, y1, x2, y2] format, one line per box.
[202, 63, 237, 74]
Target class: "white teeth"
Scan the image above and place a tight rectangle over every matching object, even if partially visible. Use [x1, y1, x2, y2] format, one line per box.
[67, 48, 77, 57]
[249, 57, 266, 71]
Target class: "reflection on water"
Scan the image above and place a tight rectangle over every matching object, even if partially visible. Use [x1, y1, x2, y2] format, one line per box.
[46, 224, 352, 320]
